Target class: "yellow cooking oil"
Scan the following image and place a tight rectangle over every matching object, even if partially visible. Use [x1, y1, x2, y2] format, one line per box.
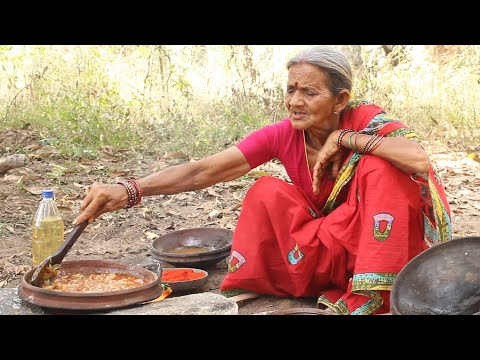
[32, 216, 64, 267]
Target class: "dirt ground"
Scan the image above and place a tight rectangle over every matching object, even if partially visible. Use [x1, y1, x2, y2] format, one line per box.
[1, 128, 479, 315]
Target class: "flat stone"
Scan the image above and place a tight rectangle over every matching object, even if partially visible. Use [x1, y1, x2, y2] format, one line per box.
[106, 292, 238, 315]
[0, 288, 238, 315]
[0, 288, 45, 315]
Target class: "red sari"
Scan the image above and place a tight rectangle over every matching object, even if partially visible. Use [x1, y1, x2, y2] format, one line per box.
[220, 101, 452, 314]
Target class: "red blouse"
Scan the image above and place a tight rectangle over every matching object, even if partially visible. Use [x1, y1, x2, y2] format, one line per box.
[236, 103, 386, 210]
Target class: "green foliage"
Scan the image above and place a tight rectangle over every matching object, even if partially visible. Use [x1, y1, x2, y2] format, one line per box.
[349, 45, 480, 148]
[0, 45, 479, 162]
[0, 46, 147, 159]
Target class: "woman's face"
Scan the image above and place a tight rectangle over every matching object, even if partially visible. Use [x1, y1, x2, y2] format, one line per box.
[285, 63, 339, 133]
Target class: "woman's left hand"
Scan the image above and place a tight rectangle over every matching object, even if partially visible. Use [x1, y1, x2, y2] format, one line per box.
[312, 130, 348, 194]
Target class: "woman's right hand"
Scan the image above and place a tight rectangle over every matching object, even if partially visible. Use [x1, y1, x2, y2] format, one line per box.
[73, 183, 128, 225]
[312, 130, 349, 194]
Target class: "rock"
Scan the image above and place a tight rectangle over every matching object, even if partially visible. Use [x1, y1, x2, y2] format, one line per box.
[106, 292, 238, 315]
[0, 288, 238, 315]
[0, 288, 45, 315]
[0, 154, 27, 175]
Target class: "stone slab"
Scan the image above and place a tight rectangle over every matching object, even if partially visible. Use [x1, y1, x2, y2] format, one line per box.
[0, 288, 238, 315]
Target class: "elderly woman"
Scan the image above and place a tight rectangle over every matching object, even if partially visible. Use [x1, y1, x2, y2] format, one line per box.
[74, 46, 451, 315]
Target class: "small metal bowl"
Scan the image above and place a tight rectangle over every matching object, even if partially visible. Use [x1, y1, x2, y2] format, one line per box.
[162, 267, 209, 293]
[150, 227, 233, 268]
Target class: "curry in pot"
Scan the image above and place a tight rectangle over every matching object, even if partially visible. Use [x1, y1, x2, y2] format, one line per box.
[40, 264, 147, 293]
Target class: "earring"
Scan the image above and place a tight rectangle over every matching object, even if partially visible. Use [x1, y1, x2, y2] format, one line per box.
[333, 111, 338, 115]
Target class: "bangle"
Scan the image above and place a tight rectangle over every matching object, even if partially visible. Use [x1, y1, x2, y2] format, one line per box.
[337, 129, 352, 149]
[354, 132, 361, 153]
[368, 135, 384, 154]
[128, 179, 143, 206]
[362, 134, 378, 155]
[117, 179, 142, 208]
[362, 134, 384, 155]
[347, 131, 359, 153]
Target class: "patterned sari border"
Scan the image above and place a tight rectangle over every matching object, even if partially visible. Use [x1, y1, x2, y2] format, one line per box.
[317, 295, 350, 315]
[317, 290, 384, 315]
[351, 272, 396, 292]
[351, 290, 384, 315]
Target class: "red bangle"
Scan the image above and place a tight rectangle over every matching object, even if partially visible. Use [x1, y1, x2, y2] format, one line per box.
[128, 179, 143, 206]
[117, 179, 142, 208]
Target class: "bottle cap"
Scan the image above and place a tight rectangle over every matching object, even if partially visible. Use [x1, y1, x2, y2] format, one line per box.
[42, 189, 54, 198]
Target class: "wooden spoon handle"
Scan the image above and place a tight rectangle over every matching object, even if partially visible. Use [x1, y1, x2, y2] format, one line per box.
[51, 221, 88, 263]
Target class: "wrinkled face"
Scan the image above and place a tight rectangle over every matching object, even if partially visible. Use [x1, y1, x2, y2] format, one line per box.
[285, 63, 339, 132]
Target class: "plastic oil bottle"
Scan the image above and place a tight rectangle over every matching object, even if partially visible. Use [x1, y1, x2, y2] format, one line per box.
[32, 189, 64, 267]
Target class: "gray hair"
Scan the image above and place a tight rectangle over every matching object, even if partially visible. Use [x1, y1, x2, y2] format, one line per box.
[287, 46, 352, 95]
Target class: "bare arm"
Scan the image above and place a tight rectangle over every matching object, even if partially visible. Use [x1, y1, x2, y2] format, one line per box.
[74, 146, 251, 224]
[351, 134, 430, 173]
[312, 130, 430, 194]
[140, 146, 251, 195]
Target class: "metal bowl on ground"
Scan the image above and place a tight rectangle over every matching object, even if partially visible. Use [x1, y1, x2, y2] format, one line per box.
[18, 259, 163, 311]
[162, 267, 209, 293]
[391, 237, 480, 315]
[150, 227, 233, 268]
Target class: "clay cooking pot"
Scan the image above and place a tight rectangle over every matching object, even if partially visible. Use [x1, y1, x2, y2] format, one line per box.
[18, 259, 163, 312]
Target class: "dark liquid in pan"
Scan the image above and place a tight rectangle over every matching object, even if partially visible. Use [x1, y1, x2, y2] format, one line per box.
[165, 246, 213, 254]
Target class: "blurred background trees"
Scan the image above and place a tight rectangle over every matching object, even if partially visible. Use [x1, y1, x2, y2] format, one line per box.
[1, 45, 478, 160]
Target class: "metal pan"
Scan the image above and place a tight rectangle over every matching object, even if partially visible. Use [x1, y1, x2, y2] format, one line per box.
[391, 237, 480, 315]
[150, 227, 233, 268]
